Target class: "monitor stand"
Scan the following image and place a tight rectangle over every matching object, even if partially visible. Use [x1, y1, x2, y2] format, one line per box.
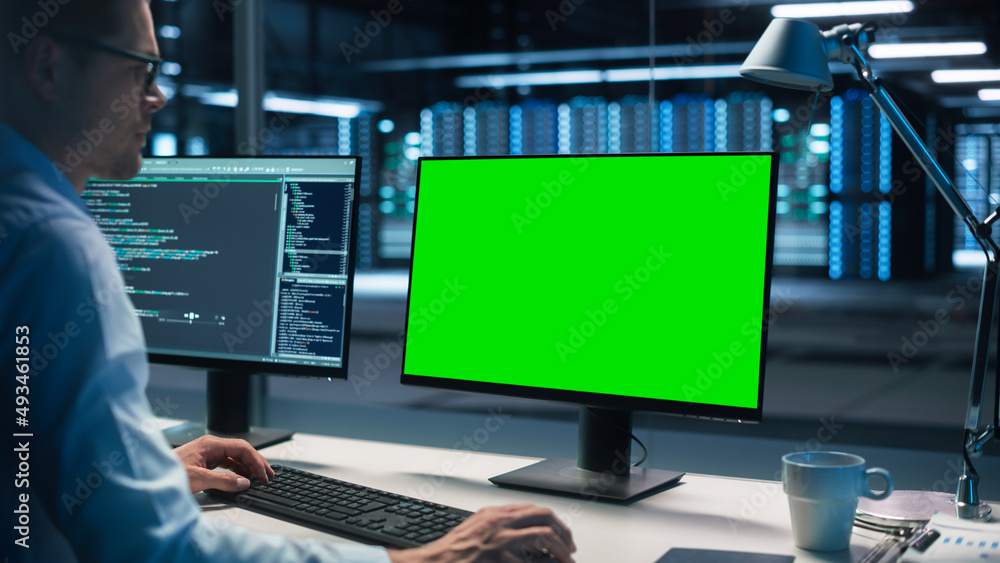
[163, 370, 293, 450]
[489, 407, 684, 503]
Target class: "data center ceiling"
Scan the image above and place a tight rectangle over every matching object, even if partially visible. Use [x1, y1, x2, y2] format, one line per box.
[160, 0, 1000, 118]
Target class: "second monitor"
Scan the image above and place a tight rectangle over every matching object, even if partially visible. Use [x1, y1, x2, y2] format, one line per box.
[84, 156, 361, 448]
[402, 152, 778, 501]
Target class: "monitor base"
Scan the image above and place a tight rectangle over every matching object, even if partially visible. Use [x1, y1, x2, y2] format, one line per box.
[489, 457, 684, 503]
[163, 420, 294, 450]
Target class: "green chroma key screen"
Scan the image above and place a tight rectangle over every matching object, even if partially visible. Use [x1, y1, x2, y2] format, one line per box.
[403, 153, 775, 415]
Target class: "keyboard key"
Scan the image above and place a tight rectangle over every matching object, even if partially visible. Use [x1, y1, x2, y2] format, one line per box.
[245, 491, 303, 508]
[359, 501, 388, 513]
[324, 513, 347, 521]
[327, 505, 362, 517]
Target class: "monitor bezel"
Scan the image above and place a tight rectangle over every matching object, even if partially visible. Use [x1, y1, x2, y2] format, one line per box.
[400, 152, 777, 423]
[119, 155, 362, 380]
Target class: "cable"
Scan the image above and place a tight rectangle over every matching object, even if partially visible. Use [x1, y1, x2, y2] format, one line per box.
[585, 407, 649, 467]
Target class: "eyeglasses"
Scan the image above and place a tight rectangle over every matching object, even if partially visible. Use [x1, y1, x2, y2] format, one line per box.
[50, 34, 163, 96]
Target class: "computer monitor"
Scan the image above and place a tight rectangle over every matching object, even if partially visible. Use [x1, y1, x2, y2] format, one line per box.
[83, 156, 361, 448]
[402, 152, 777, 501]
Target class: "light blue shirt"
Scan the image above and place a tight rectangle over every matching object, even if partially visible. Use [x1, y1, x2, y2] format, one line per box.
[0, 123, 391, 563]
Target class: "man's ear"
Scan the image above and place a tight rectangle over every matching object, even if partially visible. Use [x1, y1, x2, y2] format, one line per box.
[22, 36, 66, 102]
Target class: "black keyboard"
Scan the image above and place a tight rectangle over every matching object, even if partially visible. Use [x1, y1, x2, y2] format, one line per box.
[206, 464, 473, 549]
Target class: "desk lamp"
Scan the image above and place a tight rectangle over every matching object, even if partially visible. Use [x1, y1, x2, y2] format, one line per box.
[740, 18, 998, 522]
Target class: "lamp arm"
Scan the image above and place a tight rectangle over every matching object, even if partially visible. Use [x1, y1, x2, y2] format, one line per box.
[846, 43, 999, 440]
[847, 45, 996, 256]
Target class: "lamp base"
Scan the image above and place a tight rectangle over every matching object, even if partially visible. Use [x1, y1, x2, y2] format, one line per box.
[856, 490, 992, 529]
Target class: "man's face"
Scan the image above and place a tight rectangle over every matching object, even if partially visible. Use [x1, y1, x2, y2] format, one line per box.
[60, 0, 166, 182]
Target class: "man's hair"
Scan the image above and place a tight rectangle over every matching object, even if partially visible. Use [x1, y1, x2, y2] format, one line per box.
[0, 0, 140, 73]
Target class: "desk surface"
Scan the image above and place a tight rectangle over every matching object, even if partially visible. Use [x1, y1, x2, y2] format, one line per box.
[194, 432, 994, 562]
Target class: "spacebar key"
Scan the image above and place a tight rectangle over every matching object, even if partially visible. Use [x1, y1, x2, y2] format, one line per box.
[325, 505, 362, 516]
[244, 491, 302, 508]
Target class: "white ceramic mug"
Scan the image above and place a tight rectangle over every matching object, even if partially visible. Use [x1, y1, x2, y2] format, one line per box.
[781, 451, 892, 551]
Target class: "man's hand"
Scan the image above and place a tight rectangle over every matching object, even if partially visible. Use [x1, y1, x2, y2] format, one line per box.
[388, 504, 576, 563]
[173, 435, 275, 494]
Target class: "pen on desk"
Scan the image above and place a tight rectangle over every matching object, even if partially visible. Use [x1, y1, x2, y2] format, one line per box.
[859, 534, 906, 563]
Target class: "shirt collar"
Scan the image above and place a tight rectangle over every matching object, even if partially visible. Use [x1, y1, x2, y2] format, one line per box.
[0, 122, 90, 216]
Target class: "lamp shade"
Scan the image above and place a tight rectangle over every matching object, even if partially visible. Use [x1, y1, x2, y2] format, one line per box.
[739, 18, 834, 91]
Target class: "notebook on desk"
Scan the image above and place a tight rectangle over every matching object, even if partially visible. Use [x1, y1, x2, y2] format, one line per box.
[656, 548, 794, 563]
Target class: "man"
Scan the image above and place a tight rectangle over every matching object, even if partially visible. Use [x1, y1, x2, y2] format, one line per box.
[0, 1, 576, 561]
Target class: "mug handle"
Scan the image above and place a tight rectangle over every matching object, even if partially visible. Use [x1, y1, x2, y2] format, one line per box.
[862, 467, 893, 500]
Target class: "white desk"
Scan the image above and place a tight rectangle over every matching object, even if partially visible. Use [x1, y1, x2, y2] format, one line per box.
[194, 432, 992, 562]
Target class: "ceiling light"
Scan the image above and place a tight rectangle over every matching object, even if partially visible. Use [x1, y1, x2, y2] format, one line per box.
[869, 42, 986, 59]
[197, 89, 238, 107]
[979, 89, 1000, 101]
[455, 65, 741, 89]
[456, 70, 604, 89]
[263, 94, 361, 118]
[607, 65, 742, 82]
[159, 25, 181, 39]
[932, 69, 1000, 83]
[187, 87, 376, 118]
[771, 1, 914, 18]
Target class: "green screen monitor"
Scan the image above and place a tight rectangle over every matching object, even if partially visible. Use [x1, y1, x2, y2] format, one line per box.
[402, 153, 777, 501]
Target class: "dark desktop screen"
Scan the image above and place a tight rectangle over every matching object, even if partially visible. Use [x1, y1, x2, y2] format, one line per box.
[83, 157, 357, 371]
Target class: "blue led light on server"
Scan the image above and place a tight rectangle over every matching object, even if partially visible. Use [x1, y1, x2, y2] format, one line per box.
[830, 97, 844, 194]
[509, 105, 523, 155]
[879, 113, 892, 194]
[829, 200, 843, 279]
[715, 99, 728, 152]
[879, 201, 891, 280]
[659, 100, 673, 153]
[860, 202, 874, 279]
